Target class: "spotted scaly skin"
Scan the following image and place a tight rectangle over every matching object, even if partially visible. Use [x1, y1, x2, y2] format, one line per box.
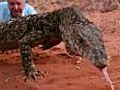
[0, 6, 108, 81]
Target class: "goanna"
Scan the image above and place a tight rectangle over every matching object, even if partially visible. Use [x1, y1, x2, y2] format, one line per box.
[0, 6, 108, 81]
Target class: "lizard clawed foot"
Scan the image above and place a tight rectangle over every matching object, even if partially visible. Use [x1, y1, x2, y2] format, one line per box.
[24, 68, 44, 82]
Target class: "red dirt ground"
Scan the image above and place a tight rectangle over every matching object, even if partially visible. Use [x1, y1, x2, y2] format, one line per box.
[0, 10, 120, 90]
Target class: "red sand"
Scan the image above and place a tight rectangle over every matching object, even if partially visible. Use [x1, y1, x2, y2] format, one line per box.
[0, 10, 120, 90]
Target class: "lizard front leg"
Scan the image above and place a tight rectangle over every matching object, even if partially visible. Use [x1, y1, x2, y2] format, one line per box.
[19, 35, 44, 81]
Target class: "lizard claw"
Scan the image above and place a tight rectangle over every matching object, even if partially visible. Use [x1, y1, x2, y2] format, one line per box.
[24, 68, 44, 82]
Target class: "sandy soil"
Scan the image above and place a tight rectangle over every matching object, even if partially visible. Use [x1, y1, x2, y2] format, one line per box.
[0, 9, 120, 90]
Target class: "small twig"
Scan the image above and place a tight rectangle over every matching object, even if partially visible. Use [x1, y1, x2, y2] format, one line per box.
[3, 77, 11, 83]
[102, 67, 115, 90]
